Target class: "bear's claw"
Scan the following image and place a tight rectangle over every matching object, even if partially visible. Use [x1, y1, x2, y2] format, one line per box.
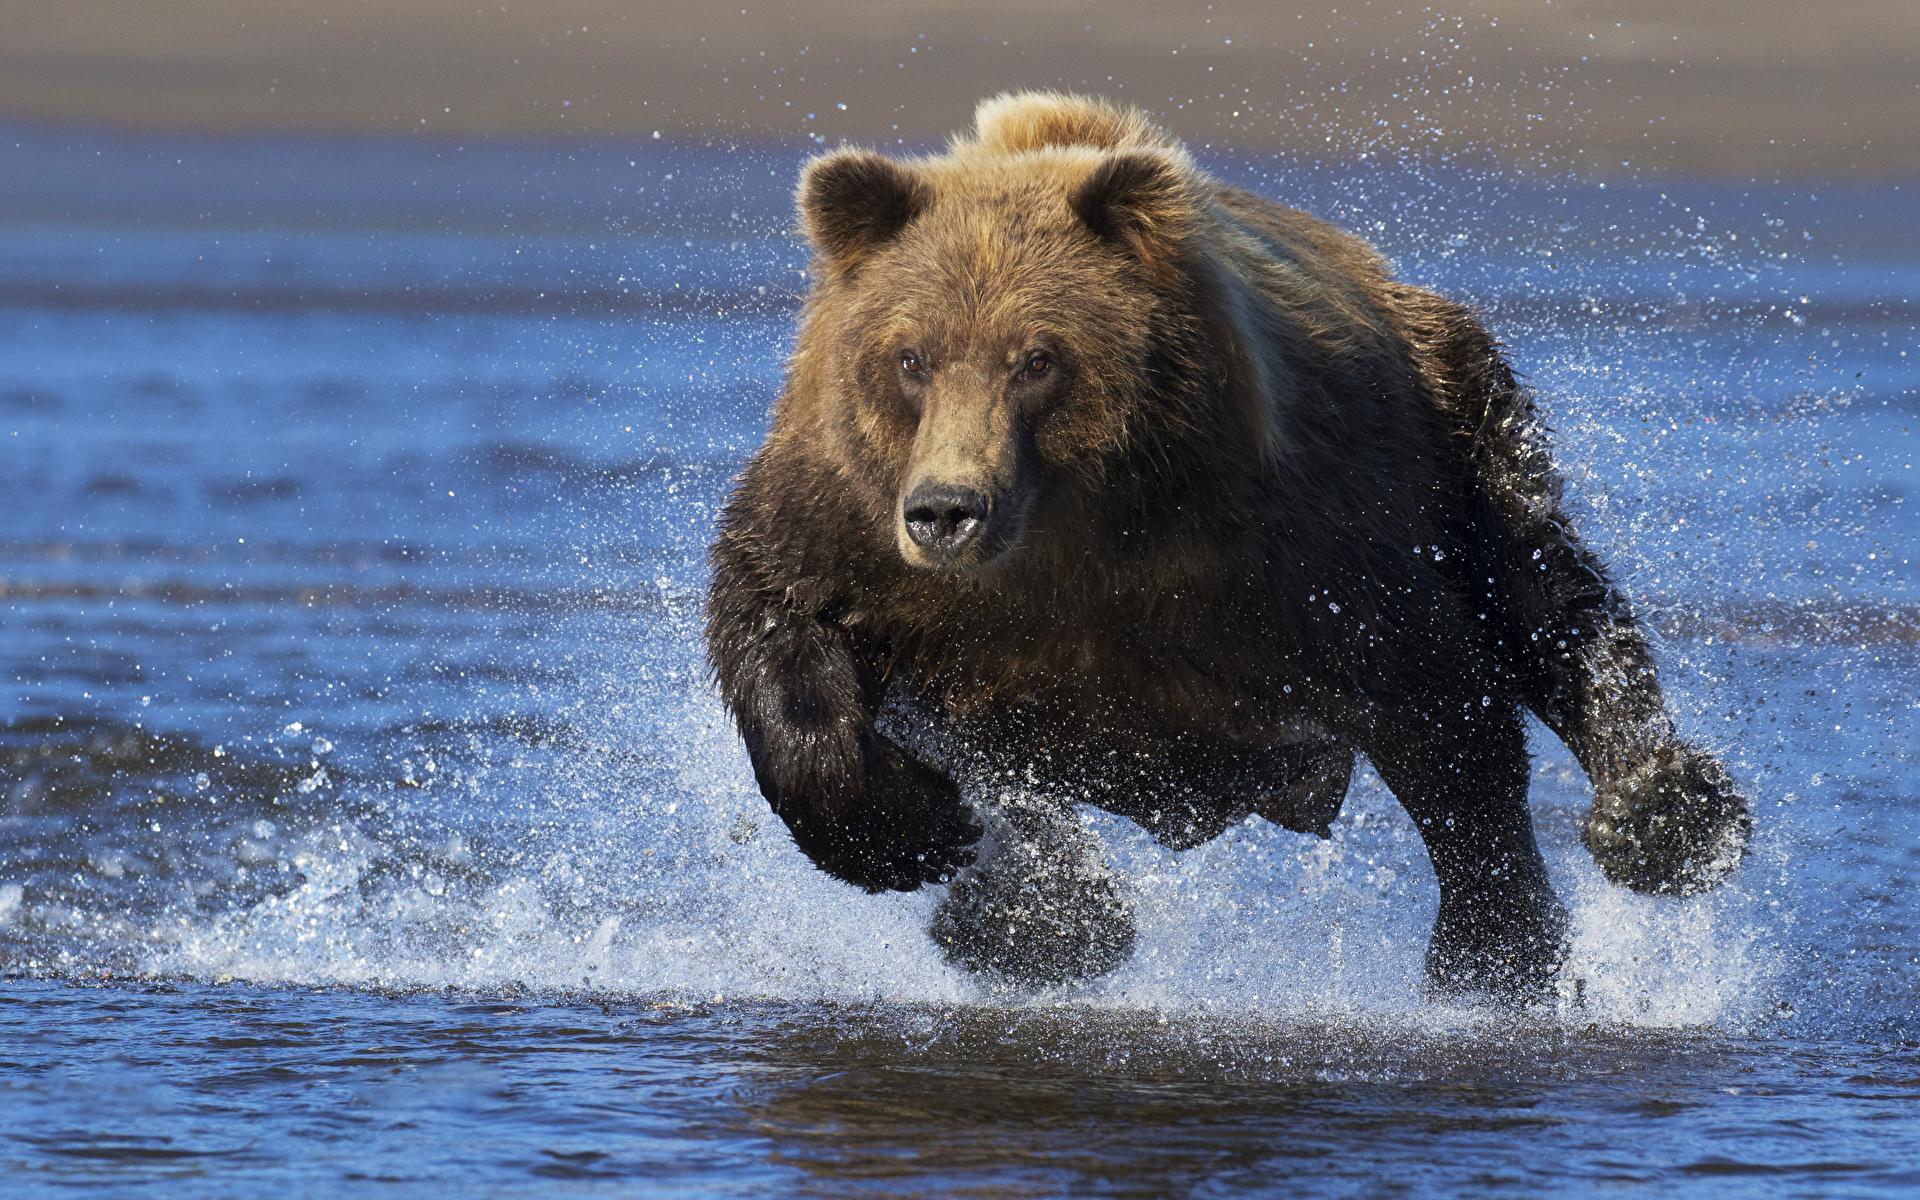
[1583, 743, 1750, 896]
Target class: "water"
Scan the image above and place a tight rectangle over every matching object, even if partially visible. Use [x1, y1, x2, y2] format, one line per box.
[2, 125, 1917, 1195]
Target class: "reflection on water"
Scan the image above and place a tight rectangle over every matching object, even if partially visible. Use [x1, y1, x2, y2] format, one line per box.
[5, 982, 1918, 1196]
[1, 128, 1917, 1193]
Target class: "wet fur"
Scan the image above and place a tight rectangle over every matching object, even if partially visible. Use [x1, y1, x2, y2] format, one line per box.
[707, 93, 1748, 993]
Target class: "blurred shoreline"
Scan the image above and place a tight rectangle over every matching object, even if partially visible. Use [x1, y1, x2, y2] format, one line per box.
[3, 1, 1915, 178]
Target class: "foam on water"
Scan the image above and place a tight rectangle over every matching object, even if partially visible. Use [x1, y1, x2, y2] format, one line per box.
[87, 660, 1785, 1033]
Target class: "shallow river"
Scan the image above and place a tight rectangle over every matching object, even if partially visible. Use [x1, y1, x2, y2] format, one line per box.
[1, 128, 1916, 1196]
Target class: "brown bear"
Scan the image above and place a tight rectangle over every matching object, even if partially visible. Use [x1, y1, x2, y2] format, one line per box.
[706, 92, 1749, 996]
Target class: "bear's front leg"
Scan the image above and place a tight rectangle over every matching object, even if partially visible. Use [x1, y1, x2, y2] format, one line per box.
[1364, 700, 1569, 1000]
[707, 587, 980, 892]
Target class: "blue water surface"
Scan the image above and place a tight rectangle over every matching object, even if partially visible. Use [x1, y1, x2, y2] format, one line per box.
[1, 124, 1917, 1196]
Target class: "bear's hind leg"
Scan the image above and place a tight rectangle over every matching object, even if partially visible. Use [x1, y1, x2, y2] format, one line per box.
[1547, 613, 1750, 895]
[1457, 358, 1750, 895]
[1511, 525, 1751, 895]
[1365, 701, 1568, 1000]
[1442, 321, 1750, 896]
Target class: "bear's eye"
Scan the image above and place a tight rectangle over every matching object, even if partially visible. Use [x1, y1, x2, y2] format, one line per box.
[1023, 352, 1052, 377]
[899, 351, 923, 375]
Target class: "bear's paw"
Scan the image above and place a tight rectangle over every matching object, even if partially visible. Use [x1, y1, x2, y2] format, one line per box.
[791, 741, 981, 893]
[1583, 744, 1750, 896]
[930, 793, 1136, 987]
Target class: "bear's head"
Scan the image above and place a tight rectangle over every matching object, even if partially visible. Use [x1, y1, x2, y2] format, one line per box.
[790, 92, 1279, 575]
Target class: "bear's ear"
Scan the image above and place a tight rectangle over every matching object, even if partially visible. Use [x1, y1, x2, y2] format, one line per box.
[1071, 151, 1195, 281]
[799, 149, 931, 274]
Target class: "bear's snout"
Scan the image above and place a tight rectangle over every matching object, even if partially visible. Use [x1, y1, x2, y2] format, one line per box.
[901, 482, 993, 567]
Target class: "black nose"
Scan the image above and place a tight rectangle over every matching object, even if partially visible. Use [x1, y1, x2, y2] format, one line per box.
[903, 484, 989, 557]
